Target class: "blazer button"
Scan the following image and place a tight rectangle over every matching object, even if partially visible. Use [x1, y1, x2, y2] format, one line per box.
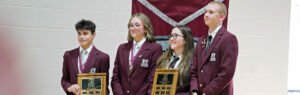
[199, 84, 203, 87]
[201, 70, 203, 73]
[127, 90, 130, 93]
[128, 79, 130, 81]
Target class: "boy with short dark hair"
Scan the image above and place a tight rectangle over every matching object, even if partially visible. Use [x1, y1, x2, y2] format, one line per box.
[61, 19, 110, 95]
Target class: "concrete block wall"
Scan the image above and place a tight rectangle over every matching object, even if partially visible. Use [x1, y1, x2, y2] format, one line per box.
[0, 0, 290, 95]
[228, 0, 290, 95]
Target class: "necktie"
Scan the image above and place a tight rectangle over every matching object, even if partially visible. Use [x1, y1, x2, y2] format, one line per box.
[206, 35, 212, 51]
[169, 56, 179, 68]
[133, 43, 139, 56]
[129, 43, 138, 74]
[80, 50, 87, 73]
[81, 50, 88, 64]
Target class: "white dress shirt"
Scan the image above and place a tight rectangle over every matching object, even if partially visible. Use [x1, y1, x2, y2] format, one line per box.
[208, 25, 222, 42]
[129, 38, 146, 67]
[78, 44, 93, 73]
[170, 53, 183, 68]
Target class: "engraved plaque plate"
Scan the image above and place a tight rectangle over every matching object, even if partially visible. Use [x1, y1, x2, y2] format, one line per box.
[78, 73, 106, 95]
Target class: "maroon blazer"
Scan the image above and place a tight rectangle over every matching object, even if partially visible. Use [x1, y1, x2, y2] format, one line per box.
[190, 26, 238, 95]
[61, 46, 110, 95]
[111, 41, 163, 95]
[175, 81, 190, 95]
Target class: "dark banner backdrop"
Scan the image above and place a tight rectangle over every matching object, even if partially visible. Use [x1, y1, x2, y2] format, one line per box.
[131, 0, 229, 38]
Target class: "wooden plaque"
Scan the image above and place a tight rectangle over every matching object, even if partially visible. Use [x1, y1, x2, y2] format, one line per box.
[77, 73, 106, 95]
[151, 69, 179, 95]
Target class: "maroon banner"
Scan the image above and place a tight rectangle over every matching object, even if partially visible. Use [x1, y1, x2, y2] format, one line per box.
[132, 0, 229, 38]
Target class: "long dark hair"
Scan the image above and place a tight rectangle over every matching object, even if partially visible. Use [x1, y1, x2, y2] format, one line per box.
[157, 25, 194, 88]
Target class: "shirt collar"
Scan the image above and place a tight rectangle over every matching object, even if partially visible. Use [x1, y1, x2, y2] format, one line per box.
[80, 44, 93, 54]
[172, 53, 183, 60]
[133, 38, 146, 48]
[208, 25, 222, 38]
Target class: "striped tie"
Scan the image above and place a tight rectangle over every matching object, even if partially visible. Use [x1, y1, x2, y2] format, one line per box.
[169, 56, 179, 68]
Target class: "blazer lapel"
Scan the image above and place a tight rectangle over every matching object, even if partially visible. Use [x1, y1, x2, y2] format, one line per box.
[201, 35, 208, 57]
[123, 42, 132, 76]
[197, 37, 207, 69]
[130, 42, 150, 76]
[202, 27, 225, 64]
[83, 46, 98, 73]
[71, 48, 80, 74]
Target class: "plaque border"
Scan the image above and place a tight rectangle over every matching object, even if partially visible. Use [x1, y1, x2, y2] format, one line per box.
[151, 69, 179, 95]
[78, 73, 106, 95]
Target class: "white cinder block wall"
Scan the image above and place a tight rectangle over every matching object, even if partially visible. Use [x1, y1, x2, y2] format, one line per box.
[0, 0, 290, 95]
[228, 0, 290, 95]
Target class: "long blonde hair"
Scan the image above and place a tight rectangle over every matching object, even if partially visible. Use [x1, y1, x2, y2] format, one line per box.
[157, 25, 194, 88]
[127, 13, 155, 42]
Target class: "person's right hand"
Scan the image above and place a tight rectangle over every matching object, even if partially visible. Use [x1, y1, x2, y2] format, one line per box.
[67, 84, 80, 95]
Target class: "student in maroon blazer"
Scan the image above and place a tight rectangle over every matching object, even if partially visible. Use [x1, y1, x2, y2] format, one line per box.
[111, 13, 163, 95]
[156, 25, 194, 95]
[190, 1, 239, 95]
[61, 19, 110, 95]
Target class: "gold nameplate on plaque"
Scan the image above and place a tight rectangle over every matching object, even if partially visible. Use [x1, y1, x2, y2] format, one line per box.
[77, 73, 106, 95]
[151, 69, 179, 95]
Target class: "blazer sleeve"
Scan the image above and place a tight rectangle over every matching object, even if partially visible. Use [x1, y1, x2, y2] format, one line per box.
[100, 54, 110, 95]
[203, 36, 239, 95]
[111, 45, 124, 95]
[61, 51, 73, 94]
[137, 44, 163, 95]
[190, 40, 200, 93]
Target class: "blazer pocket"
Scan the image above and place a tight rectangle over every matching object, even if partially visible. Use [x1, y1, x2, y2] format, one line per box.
[140, 65, 150, 70]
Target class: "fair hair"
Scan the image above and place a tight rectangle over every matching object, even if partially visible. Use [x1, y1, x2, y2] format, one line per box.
[127, 13, 155, 42]
[208, 1, 227, 18]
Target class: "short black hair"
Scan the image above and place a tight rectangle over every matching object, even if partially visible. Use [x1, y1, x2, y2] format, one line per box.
[75, 19, 96, 34]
